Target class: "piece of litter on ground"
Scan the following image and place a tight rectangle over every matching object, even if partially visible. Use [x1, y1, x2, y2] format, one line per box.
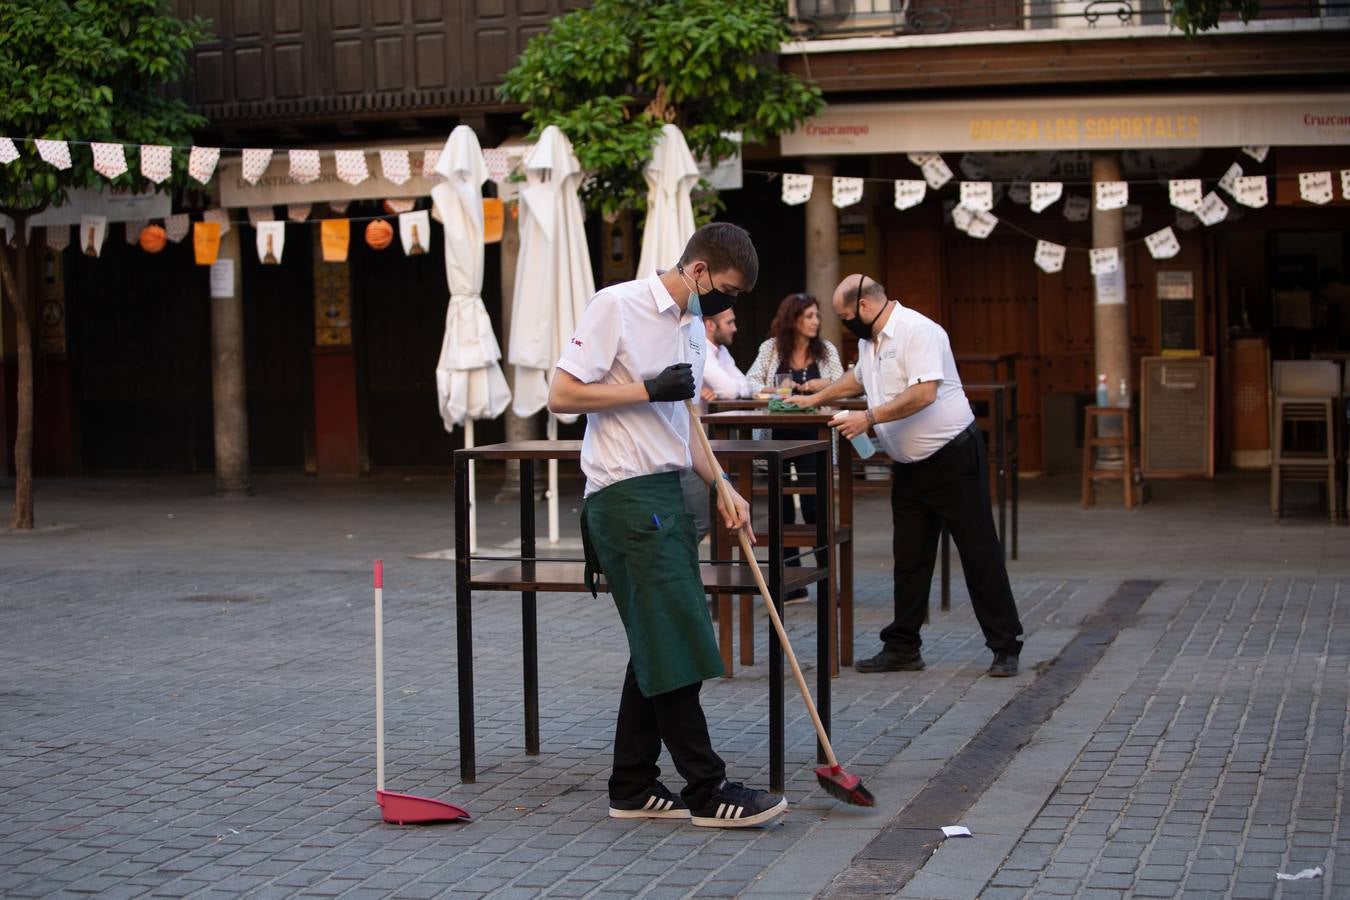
[941, 825, 972, 838]
[1275, 866, 1322, 881]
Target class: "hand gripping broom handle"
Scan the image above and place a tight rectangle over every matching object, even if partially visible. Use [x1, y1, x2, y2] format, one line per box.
[686, 401, 840, 770]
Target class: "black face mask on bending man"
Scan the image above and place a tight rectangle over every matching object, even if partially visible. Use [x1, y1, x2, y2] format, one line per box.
[677, 263, 736, 319]
[842, 274, 886, 341]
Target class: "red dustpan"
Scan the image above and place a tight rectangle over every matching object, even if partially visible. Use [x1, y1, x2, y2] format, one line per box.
[373, 560, 470, 825]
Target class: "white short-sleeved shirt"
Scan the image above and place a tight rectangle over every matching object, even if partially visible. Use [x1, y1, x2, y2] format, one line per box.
[856, 304, 974, 463]
[556, 273, 707, 496]
[701, 344, 750, 401]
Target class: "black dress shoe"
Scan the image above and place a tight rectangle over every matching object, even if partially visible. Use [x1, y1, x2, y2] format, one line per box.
[855, 648, 925, 673]
[987, 651, 1019, 677]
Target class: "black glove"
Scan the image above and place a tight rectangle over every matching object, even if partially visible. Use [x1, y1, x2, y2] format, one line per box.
[643, 363, 695, 402]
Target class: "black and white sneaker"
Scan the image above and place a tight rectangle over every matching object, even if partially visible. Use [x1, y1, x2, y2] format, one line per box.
[690, 780, 787, 828]
[608, 782, 690, 820]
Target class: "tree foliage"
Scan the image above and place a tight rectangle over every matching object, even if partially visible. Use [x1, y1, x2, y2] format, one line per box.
[0, 0, 208, 216]
[499, 0, 823, 220]
[1170, 0, 1261, 35]
[0, 0, 209, 529]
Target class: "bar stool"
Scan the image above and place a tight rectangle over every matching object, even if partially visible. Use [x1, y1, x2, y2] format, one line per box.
[1082, 406, 1135, 510]
[1271, 360, 1340, 522]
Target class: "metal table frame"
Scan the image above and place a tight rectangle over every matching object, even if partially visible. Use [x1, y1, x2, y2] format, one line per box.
[453, 438, 832, 793]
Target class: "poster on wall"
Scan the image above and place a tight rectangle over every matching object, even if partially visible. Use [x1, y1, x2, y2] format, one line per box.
[1156, 271, 1198, 357]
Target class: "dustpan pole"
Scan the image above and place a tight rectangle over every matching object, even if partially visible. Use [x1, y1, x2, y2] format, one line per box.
[374, 560, 385, 793]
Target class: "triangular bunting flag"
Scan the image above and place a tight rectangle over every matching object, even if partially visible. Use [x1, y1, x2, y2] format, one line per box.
[1034, 240, 1065, 274]
[203, 207, 231, 236]
[123, 219, 147, 244]
[0, 137, 18, 165]
[1008, 182, 1031, 205]
[287, 204, 311, 223]
[79, 214, 108, 257]
[1234, 175, 1268, 208]
[247, 206, 274, 227]
[383, 198, 415, 215]
[1242, 146, 1269, 163]
[36, 139, 72, 170]
[1124, 204, 1142, 232]
[781, 173, 813, 205]
[45, 225, 71, 252]
[193, 221, 222, 265]
[893, 180, 926, 211]
[958, 155, 986, 180]
[329, 200, 351, 214]
[921, 156, 953, 190]
[1095, 181, 1128, 210]
[959, 181, 993, 211]
[832, 177, 864, 208]
[164, 213, 191, 243]
[321, 219, 350, 262]
[1169, 179, 1202, 212]
[1029, 182, 1062, 214]
[420, 149, 441, 178]
[1217, 162, 1243, 197]
[1063, 195, 1090, 222]
[399, 210, 430, 255]
[1196, 191, 1229, 226]
[380, 149, 411, 186]
[140, 145, 172, 183]
[1298, 171, 1333, 205]
[1145, 227, 1181, 259]
[334, 149, 370, 186]
[1089, 247, 1119, 276]
[188, 146, 220, 184]
[289, 150, 321, 184]
[241, 148, 273, 185]
[91, 142, 128, 179]
[484, 148, 512, 183]
[1342, 170, 1350, 200]
[966, 210, 998, 239]
[256, 221, 285, 265]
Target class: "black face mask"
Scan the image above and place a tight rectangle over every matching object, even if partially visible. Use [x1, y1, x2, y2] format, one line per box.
[679, 264, 736, 318]
[842, 274, 884, 340]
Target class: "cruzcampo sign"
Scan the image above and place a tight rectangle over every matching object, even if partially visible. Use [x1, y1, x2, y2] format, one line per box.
[782, 92, 1350, 155]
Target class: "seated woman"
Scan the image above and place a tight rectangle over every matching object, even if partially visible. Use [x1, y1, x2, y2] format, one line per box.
[747, 293, 844, 600]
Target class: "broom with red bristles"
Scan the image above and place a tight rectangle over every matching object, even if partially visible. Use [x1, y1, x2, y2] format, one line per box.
[686, 402, 874, 807]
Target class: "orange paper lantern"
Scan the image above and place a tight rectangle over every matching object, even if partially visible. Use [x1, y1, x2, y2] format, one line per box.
[138, 224, 167, 254]
[365, 219, 394, 251]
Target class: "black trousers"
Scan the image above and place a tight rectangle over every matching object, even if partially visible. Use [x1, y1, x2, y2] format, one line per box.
[882, 424, 1024, 656]
[609, 661, 725, 809]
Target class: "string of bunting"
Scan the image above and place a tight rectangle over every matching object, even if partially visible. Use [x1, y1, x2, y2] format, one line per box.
[0, 133, 519, 266]
[3, 133, 1347, 274]
[755, 151, 1349, 274]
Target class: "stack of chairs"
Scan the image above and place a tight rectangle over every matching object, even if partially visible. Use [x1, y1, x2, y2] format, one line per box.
[1271, 360, 1341, 522]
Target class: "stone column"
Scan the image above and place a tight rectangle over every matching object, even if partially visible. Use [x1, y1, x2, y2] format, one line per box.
[1092, 154, 1130, 464]
[804, 157, 841, 346]
[211, 225, 251, 495]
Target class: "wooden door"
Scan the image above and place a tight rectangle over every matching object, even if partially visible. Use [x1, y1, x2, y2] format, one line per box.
[66, 228, 213, 471]
[944, 236, 1044, 471]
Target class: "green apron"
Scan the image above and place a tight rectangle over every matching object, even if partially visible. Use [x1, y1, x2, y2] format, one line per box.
[580, 470, 724, 696]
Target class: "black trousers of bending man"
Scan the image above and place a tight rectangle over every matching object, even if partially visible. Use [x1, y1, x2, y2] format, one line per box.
[883, 423, 1023, 655]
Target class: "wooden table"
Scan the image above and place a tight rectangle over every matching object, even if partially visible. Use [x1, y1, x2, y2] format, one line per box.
[700, 408, 857, 672]
[453, 438, 832, 793]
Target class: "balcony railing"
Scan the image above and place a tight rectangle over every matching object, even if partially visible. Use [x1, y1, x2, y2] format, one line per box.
[789, 0, 1348, 37]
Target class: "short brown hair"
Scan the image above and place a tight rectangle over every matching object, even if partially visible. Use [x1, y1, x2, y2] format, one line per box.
[679, 222, 758, 290]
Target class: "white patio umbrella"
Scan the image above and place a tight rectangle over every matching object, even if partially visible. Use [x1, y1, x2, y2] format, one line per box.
[635, 123, 701, 279]
[508, 125, 595, 543]
[432, 124, 511, 552]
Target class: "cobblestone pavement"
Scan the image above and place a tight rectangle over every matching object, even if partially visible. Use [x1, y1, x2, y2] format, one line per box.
[1, 473, 1347, 898]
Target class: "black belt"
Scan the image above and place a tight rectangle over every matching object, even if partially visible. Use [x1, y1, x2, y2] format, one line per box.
[893, 421, 978, 468]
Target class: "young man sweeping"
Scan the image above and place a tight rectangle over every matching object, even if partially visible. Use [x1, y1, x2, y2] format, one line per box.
[548, 222, 788, 828]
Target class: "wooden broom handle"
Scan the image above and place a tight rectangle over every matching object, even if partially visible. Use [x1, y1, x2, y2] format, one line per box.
[686, 401, 839, 768]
